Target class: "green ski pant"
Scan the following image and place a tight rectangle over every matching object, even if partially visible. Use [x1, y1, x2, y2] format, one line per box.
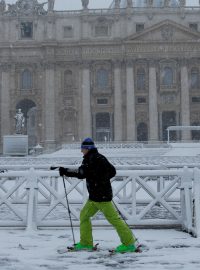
[79, 200, 136, 246]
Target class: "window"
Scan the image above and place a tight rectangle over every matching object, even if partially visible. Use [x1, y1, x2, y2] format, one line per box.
[191, 68, 199, 89]
[137, 97, 146, 104]
[162, 67, 173, 86]
[95, 25, 109, 37]
[21, 69, 32, 90]
[192, 97, 200, 103]
[63, 26, 73, 38]
[136, 68, 145, 91]
[136, 24, 144, 33]
[189, 23, 198, 31]
[20, 22, 33, 38]
[97, 98, 108, 105]
[64, 70, 73, 89]
[96, 69, 109, 89]
[137, 123, 148, 141]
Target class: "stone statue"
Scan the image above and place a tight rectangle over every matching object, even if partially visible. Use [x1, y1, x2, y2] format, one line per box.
[127, 0, 133, 8]
[48, 0, 54, 12]
[81, 0, 89, 9]
[114, 0, 121, 9]
[179, 0, 185, 7]
[15, 109, 25, 134]
[0, 0, 6, 13]
[147, 0, 153, 7]
[164, 0, 170, 7]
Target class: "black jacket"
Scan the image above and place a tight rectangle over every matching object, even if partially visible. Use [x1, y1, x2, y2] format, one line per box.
[64, 148, 116, 202]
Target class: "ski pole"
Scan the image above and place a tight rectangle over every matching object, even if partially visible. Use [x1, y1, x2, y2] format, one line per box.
[50, 166, 76, 246]
[62, 175, 76, 246]
[112, 199, 139, 243]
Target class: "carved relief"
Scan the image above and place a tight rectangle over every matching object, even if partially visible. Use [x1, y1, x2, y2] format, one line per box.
[136, 112, 148, 122]
[6, 0, 47, 16]
[161, 25, 173, 41]
[160, 94, 177, 104]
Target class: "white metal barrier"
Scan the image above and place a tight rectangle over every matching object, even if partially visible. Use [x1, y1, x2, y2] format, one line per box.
[0, 167, 199, 237]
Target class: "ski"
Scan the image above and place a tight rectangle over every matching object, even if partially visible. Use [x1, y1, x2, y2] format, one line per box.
[57, 243, 99, 254]
[108, 243, 149, 255]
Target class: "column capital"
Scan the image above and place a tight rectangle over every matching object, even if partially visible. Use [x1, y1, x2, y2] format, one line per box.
[0, 63, 11, 72]
[126, 59, 134, 68]
[149, 59, 157, 68]
[179, 58, 189, 67]
[113, 59, 122, 68]
[81, 60, 91, 69]
[42, 61, 55, 70]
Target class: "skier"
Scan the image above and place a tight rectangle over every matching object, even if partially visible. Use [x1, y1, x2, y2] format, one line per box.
[59, 137, 137, 253]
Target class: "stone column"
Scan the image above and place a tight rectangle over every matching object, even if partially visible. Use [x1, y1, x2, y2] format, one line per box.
[81, 62, 92, 139]
[44, 63, 56, 150]
[1, 65, 11, 139]
[180, 61, 190, 141]
[114, 61, 123, 141]
[149, 61, 159, 142]
[126, 60, 136, 141]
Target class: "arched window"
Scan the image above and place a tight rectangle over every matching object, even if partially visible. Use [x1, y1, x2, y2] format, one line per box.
[191, 68, 199, 89]
[21, 69, 32, 90]
[137, 122, 148, 141]
[162, 67, 173, 86]
[96, 69, 109, 89]
[64, 70, 73, 88]
[136, 68, 145, 91]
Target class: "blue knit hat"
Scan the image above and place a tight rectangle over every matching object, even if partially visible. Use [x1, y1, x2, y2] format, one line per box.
[81, 137, 96, 150]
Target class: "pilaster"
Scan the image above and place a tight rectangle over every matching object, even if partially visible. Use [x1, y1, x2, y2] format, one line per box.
[81, 61, 92, 138]
[114, 60, 123, 141]
[126, 60, 136, 141]
[180, 60, 190, 141]
[149, 60, 158, 142]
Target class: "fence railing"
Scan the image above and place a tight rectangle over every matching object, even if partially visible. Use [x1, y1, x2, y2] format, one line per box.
[0, 167, 199, 237]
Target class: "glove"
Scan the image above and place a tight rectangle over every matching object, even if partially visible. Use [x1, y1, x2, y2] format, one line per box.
[59, 167, 68, 177]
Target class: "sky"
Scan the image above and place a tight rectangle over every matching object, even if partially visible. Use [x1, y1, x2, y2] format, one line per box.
[4, 0, 199, 10]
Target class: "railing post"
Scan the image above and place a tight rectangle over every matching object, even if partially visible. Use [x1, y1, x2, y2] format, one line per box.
[131, 174, 137, 219]
[26, 167, 38, 231]
[179, 167, 193, 232]
[194, 168, 200, 238]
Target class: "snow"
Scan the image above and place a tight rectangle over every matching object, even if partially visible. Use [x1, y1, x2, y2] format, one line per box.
[1, 143, 200, 269]
[0, 229, 200, 270]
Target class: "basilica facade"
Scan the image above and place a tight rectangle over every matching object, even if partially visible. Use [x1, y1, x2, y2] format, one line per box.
[1, 0, 200, 151]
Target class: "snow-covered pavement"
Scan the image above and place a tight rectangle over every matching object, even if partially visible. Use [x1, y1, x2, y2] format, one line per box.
[0, 228, 200, 270]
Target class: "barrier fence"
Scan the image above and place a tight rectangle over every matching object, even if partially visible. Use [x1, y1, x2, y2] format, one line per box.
[0, 167, 199, 237]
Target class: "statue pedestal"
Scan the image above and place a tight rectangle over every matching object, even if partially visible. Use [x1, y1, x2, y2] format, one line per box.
[3, 135, 28, 156]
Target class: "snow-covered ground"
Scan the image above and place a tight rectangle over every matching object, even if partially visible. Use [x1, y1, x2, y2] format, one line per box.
[1, 143, 200, 269]
[0, 228, 200, 270]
